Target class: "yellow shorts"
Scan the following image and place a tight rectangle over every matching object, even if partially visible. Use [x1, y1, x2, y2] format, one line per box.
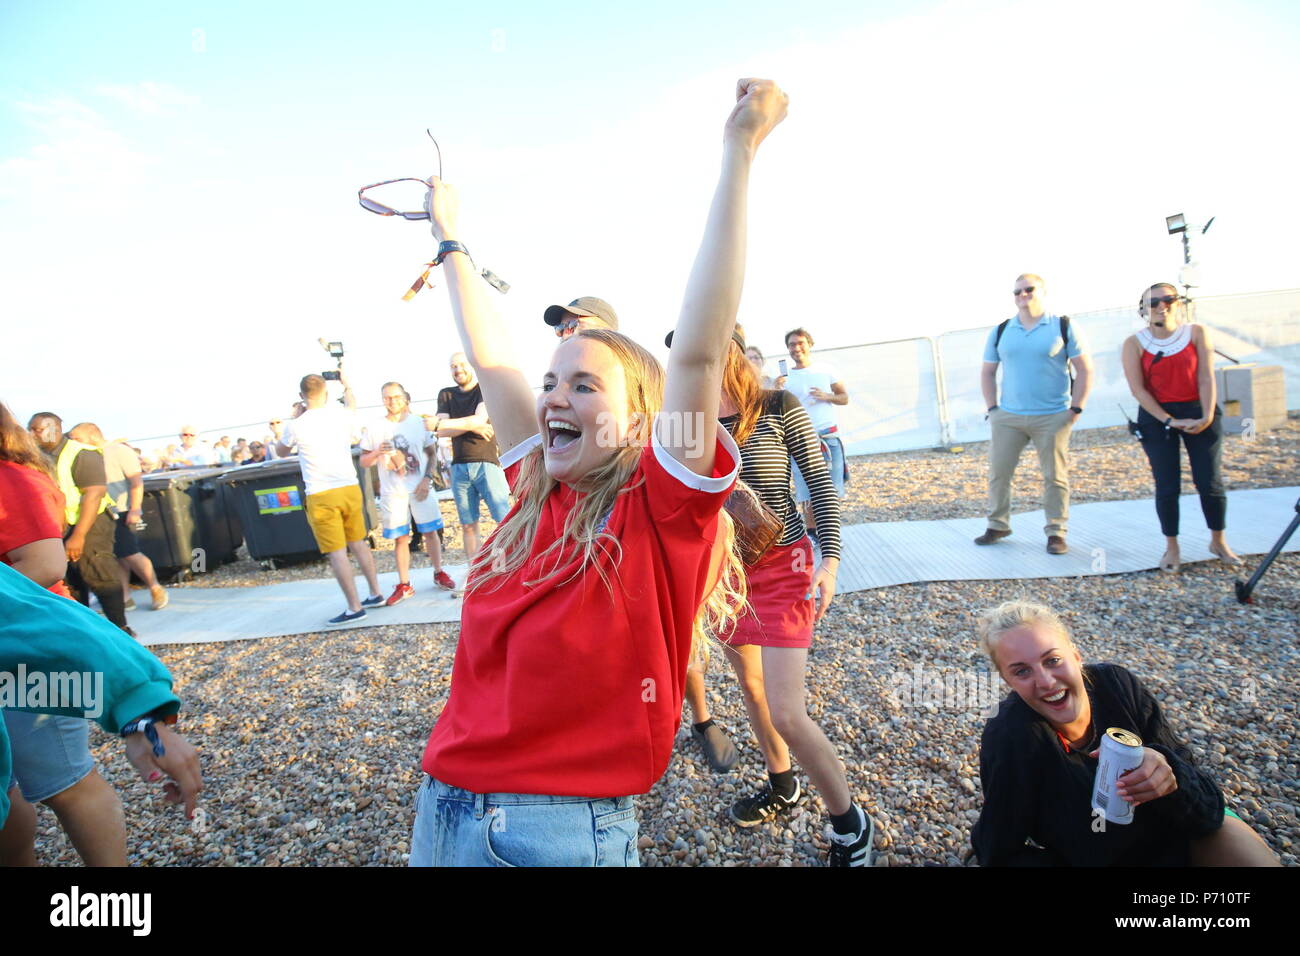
[305, 485, 366, 553]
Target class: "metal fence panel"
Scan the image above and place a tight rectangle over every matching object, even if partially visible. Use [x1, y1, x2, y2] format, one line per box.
[804, 338, 943, 455]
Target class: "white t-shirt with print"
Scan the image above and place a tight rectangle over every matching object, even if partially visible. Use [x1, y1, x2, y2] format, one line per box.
[361, 413, 434, 498]
[783, 364, 843, 432]
[280, 405, 360, 497]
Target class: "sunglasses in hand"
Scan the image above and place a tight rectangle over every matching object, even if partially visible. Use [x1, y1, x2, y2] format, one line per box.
[357, 131, 508, 296]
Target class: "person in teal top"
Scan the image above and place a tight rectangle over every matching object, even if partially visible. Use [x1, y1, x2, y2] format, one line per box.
[0, 562, 202, 833]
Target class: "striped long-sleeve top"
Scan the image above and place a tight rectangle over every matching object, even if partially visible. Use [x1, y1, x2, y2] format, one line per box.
[720, 389, 842, 561]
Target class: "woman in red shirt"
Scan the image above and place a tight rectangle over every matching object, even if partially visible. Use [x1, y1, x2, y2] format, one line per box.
[409, 79, 787, 867]
[0, 401, 129, 865]
[1121, 283, 1240, 573]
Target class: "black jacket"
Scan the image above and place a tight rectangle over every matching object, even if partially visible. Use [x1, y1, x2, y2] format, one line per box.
[972, 663, 1224, 866]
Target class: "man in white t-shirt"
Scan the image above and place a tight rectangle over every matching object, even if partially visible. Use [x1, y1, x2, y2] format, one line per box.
[360, 381, 456, 605]
[276, 370, 384, 626]
[781, 327, 849, 536]
[169, 426, 213, 469]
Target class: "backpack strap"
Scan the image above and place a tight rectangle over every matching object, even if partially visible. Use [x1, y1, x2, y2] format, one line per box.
[993, 319, 1010, 351]
[1060, 315, 1075, 387]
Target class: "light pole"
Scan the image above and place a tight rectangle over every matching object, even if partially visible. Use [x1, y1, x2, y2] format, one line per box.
[1166, 212, 1215, 293]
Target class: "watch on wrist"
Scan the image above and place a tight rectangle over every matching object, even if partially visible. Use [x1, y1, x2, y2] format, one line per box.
[1070, 406, 1083, 415]
[987, 404, 998, 413]
[1164, 415, 1173, 426]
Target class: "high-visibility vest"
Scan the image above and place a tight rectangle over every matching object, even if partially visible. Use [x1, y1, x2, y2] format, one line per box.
[55, 439, 111, 526]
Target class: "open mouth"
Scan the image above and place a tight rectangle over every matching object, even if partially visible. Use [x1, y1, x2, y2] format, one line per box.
[547, 419, 582, 453]
[1042, 688, 1070, 709]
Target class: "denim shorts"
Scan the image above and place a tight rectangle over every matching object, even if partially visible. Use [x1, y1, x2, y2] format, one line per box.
[451, 461, 511, 526]
[792, 434, 846, 501]
[2, 710, 95, 802]
[408, 775, 640, 867]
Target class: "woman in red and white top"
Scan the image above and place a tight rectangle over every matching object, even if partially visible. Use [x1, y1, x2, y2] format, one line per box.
[1121, 283, 1240, 573]
[0, 402, 124, 865]
[408, 79, 788, 867]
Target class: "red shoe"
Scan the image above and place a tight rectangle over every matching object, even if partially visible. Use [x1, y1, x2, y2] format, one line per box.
[386, 582, 415, 606]
[434, 571, 456, 591]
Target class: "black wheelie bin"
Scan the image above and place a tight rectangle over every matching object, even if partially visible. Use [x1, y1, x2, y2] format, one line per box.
[215, 450, 379, 570]
[137, 466, 244, 581]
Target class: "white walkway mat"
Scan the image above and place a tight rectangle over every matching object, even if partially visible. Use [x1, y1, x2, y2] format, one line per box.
[836, 486, 1298, 592]
[136, 487, 1298, 647]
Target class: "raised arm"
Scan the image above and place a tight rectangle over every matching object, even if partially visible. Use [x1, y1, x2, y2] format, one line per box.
[661, 79, 788, 476]
[425, 184, 537, 456]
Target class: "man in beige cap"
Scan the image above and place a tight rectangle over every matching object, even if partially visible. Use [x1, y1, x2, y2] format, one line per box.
[542, 296, 619, 339]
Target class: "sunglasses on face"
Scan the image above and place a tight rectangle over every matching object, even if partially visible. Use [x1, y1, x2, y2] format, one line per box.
[555, 318, 580, 338]
[181, 433, 196, 437]
[1014, 286, 1036, 296]
[1146, 295, 1180, 308]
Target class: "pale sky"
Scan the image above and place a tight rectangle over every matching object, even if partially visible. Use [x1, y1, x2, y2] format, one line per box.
[2, 0, 1296, 449]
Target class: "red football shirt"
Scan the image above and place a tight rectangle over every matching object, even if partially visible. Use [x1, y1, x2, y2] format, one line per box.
[0, 460, 73, 598]
[422, 424, 740, 797]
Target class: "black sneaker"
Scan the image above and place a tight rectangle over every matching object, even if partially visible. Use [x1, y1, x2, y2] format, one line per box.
[827, 809, 875, 867]
[728, 781, 802, 828]
[360, 594, 386, 609]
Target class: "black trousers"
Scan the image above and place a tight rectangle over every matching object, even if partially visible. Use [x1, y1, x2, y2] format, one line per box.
[64, 510, 129, 630]
[1136, 401, 1226, 537]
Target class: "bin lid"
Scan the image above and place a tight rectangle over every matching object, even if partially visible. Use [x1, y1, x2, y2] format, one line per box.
[212, 457, 306, 484]
[142, 465, 230, 488]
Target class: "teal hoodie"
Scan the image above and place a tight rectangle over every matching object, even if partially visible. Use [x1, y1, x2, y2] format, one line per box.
[0, 563, 179, 827]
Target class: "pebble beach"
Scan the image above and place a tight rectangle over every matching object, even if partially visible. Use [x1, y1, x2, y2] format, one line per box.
[31, 420, 1299, 866]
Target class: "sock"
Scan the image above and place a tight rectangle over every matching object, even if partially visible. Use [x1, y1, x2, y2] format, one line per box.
[692, 719, 715, 734]
[769, 769, 797, 800]
[830, 803, 864, 837]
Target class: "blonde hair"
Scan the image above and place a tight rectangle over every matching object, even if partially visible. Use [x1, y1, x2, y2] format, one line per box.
[1016, 273, 1045, 289]
[975, 599, 1074, 672]
[468, 327, 747, 659]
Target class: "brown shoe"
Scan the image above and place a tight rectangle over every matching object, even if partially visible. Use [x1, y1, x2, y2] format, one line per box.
[1046, 536, 1068, 555]
[974, 529, 1012, 545]
[150, 584, 169, 610]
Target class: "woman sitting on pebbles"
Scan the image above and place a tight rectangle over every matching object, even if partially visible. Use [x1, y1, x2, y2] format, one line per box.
[1121, 283, 1241, 572]
[971, 599, 1278, 866]
[408, 79, 787, 867]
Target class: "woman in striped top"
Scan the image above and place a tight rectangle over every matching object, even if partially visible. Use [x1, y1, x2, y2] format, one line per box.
[691, 329, 872, 865]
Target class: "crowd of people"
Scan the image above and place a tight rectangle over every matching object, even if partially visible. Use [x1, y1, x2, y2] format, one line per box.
[0, 78, 1283, 869]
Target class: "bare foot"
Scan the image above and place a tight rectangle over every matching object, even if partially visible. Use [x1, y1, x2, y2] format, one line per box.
[1210, 543, 1244, 567]
[1159, 548, 1180, 573]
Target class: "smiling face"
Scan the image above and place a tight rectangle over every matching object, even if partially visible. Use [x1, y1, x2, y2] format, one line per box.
[1013, 276, 1043, 314]
[538, 336, 636, 486]
[786, 333, 812, 368]
[1142, 283, 1184, 331]
[993, 623, 1089, 732]
[450, 354, 475, 388]
[381, 384, 409, 420]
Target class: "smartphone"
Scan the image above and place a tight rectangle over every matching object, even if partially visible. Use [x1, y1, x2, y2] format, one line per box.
[778, 359, 788, 377]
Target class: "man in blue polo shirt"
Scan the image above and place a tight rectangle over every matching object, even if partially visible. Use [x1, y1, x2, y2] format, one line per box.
[976, 274, 1093, 554]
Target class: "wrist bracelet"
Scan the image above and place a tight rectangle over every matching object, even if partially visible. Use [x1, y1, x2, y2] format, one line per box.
[120, 716, 167, 758]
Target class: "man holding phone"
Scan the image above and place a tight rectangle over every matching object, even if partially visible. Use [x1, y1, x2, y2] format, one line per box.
[781, 327, 849, 540]
[276, 367, 386, 625]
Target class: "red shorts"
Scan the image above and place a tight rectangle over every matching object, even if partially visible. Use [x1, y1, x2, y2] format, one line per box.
[721, 537, 815, 649]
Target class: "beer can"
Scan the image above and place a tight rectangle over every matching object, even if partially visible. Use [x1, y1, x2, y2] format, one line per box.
[1092, 727, 1144, 824]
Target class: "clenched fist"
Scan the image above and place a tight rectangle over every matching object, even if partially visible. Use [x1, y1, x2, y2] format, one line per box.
[725, 78, 788, 151]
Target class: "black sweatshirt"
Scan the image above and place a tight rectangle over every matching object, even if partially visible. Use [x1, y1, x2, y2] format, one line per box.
[972, 663, 1225, 866]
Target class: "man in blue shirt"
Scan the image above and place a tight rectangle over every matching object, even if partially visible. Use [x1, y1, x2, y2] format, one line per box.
[976, 274, 1093, 554]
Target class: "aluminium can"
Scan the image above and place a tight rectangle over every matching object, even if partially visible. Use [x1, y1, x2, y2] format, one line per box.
[1091, 727, 1144, 824]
